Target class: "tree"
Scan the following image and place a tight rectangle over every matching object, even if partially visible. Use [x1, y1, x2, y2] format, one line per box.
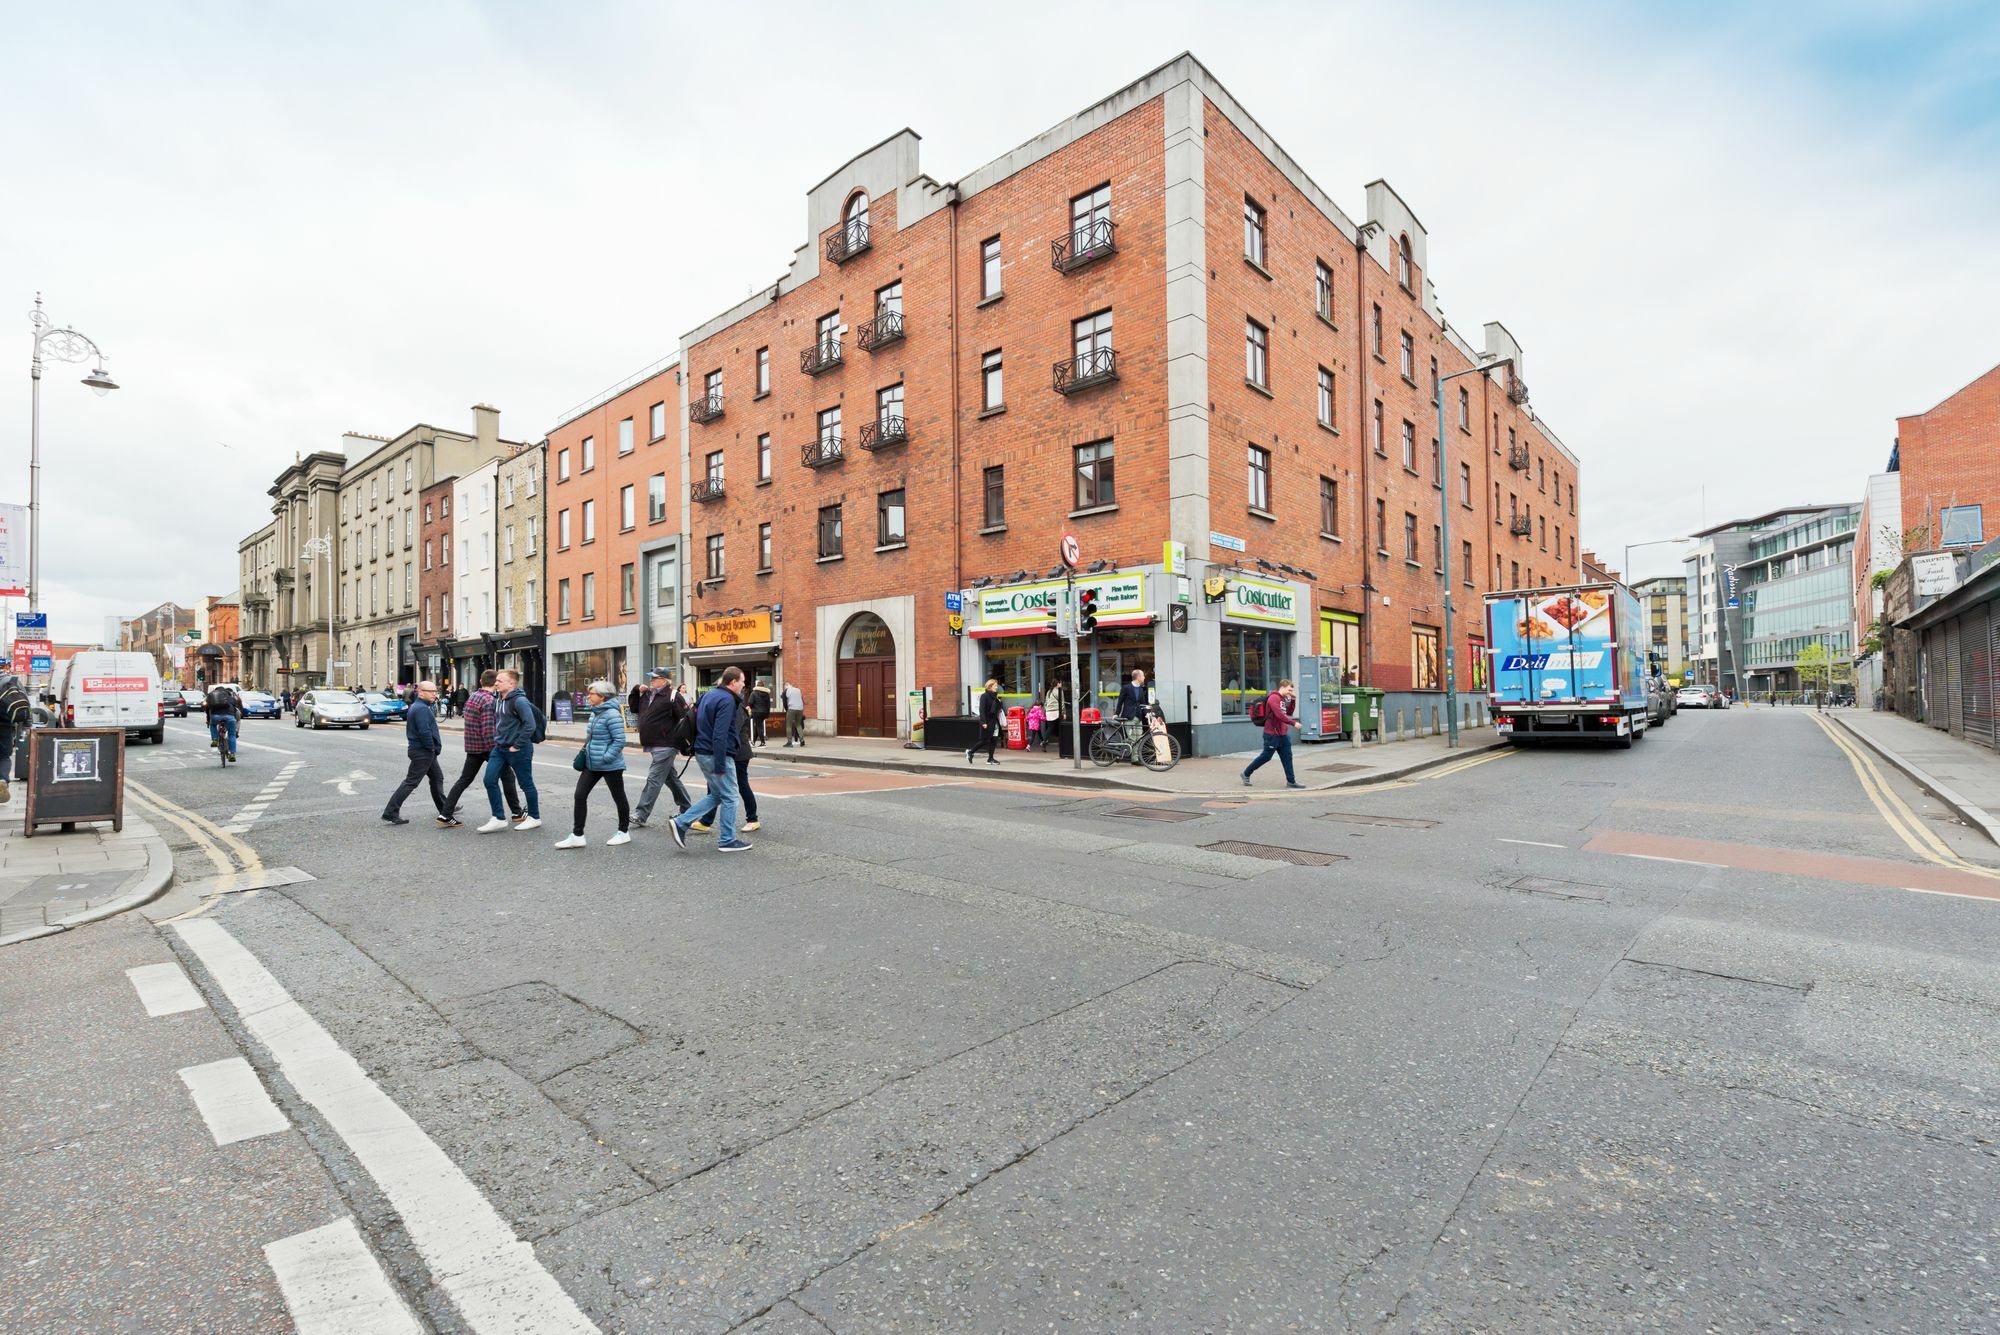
[1796, 641, 1850, 698]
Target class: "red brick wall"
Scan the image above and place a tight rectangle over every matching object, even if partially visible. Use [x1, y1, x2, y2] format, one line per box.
[418, 478, 453, 642]
[1897, 363, 2000, 546]
[546, 366, 682, 636]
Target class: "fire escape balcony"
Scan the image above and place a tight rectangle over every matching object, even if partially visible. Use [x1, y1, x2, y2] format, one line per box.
[1509, 515, 1533, 536]
[855, 310, 905, 352]
[1508, 374, 1530, 406]
[1507, 444, 1532, 471]
[825, 217, 870, 265]
[1053, 347, 1120, 395]
[1051, 218, 1117, 273]
[802, 435, 845, 469]
[858, 416, 907, 451]
[800, 337, 843, 376]
[691, 477, 725, 504]
[689, 391, 724, 424]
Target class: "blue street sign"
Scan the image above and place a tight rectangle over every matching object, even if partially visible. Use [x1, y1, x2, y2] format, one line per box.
[15, 612, 47, 633]
[944, 591, 963, 612]
[30, 655, 50, 674]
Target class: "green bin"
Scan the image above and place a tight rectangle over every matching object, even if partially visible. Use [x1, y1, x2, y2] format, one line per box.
[1341, 687, 1384, 741]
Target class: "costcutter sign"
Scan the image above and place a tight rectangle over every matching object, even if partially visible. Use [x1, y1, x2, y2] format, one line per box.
[1224, 577, 1299, 626]
[978, 571, 1145, 629]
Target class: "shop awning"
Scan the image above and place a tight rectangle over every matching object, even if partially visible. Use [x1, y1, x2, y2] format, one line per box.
[970, 613, 1155, 639]
[680, 643, 779, 664]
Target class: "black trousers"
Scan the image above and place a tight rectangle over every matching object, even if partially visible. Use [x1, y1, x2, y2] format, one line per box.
[445, 751, 520, 817]
[969, 723, 999, 760]
[733, 748, 758, 823]
[573, 770, 629, 835]
[386, 751, 447, 818]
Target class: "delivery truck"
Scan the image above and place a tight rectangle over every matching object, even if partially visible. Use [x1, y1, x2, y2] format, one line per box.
[1483, 582, 1648, 747]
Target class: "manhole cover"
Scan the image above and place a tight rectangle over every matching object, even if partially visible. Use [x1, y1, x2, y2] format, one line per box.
[1202, 841, 1347, 866]
[1507, 875, 1607, 901]
[1107, 806, 1207, 822]
[1315, 812, 1439, 830]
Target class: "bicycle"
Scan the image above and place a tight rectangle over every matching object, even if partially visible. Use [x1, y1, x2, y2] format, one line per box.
[209, 715, 233, 766]
[1087, 715, 1181, 772]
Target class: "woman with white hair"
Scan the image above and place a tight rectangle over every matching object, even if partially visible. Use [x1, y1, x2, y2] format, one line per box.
[557, 679, 630, 848]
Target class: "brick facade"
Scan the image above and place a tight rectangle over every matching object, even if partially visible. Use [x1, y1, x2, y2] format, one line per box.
[417, 477, 454, 678]
[1896, 362, 2000, 549]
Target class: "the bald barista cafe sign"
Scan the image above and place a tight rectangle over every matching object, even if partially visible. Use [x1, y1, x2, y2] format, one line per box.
[978, 571, 1146, 630]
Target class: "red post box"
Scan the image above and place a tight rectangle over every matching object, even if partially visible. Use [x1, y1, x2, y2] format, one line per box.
[1005, 705, 1028, 749]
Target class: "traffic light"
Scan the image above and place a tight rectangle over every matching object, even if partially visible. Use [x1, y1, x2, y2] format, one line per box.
[1076, 586, 1099, 635]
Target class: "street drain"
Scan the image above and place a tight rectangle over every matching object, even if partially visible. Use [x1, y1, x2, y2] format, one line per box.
[1203, 841, 1347, 866]
[1315, 812, 1439, 830]
[1107, 806, 1207, 822]
[1507, 875, 1608, 902]
[1311, 761, 1368, 774]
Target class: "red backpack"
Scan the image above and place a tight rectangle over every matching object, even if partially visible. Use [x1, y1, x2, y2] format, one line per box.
[1249, 693, 1270, 726]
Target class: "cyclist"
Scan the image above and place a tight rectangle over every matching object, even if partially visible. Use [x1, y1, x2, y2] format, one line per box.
[204, 681, 243, 763]
[1115, 669, 1160, 765]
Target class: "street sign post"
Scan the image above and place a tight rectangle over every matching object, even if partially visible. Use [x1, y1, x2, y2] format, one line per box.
[1060, 532, 1080, 570]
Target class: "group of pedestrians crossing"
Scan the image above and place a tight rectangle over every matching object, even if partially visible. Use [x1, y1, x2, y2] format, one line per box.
[381, 667, 544, 830]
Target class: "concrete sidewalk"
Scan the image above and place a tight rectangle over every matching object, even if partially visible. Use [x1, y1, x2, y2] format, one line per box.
[439, 712, 1503, 795]
[0, 811, 177, 947]
[1829, 707, 2000, 844]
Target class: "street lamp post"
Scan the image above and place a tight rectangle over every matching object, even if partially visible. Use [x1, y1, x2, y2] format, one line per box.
[302, 530, 335, 688]
[1436, 357, 1513, 748]
[27, 295, 118, 612]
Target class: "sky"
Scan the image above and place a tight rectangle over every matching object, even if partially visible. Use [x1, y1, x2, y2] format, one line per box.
[3, 0, 1996, 642]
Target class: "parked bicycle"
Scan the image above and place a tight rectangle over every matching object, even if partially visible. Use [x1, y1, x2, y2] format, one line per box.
[1088, 716, 1181, 772]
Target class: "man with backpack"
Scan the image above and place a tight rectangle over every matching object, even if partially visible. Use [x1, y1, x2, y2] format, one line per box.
[204, 682, 242, 763]
[669, 666, 751, 853]
[440, 668, 522, 827]
[477, 668, 543, 832]
[1241, 678, 1305, 789]
[630, 667, 692, 828]
[0, 672, 31, 802]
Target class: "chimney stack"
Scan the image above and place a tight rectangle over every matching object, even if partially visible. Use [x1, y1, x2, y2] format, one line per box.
[472, 403, 500, 455]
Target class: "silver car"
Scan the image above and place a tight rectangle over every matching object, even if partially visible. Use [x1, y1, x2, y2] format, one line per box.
[296, 689, 371, 730]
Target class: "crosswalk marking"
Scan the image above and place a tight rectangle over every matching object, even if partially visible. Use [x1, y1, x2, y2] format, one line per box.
[126, 962, 206, 1016]
[265, 1217, 423, 1335]
[224, 759, 306, 834]
[178, 1057, 290, 1145]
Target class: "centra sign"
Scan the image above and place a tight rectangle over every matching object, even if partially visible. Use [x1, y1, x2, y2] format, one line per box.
[978, 571, 1145, 629]
[1225, 577, 1299, 626]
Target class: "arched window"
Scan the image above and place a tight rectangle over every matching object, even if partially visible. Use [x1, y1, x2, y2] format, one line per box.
[1396, 234, 1413, 289]
[839, 611, 894, 660]
[845, 190, 869, 228]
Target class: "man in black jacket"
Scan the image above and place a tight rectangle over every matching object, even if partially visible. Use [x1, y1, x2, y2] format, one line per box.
[630, 668, 692, 827]
[382, 680, 449, 825]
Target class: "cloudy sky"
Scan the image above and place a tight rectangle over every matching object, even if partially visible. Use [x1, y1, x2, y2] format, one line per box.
[4, 0, 1996, 642]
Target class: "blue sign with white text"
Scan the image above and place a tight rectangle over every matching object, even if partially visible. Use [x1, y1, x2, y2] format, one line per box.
[944, 591, 963, 612]
[14, 612, 46, 634]
[30, 655, 50, 674]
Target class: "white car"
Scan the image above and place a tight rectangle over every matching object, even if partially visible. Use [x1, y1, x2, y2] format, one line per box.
[1675, 686, 1711, 709]
[297, 689, 371, 730]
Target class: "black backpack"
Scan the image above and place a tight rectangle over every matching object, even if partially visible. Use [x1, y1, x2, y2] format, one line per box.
[0, 681, 29, 724]
[523, 696, 548, 744]
[1249, 694, 1269, 726]
[207, 686, 236, 712]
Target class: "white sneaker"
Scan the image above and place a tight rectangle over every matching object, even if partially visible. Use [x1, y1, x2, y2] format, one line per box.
[554, 833, 585, 849]
[606, 831, 631, 846]
[477, 817, 510, 833]
[514, 817, 543, 831]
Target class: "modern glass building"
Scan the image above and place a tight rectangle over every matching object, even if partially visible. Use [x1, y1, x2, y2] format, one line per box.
[1687, 504, 1859, 696]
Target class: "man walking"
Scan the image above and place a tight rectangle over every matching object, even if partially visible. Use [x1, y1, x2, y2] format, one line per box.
[477, 668, 543, 832]
[749, 678, 772, 747]
[670, 666, 751, 853]
[630, 667, 692, 828]
[1241, 678, 1305, 789]
[383, 680, 449, 825]
[0, 672, 31, 802]
[781, 679, 806, 746]
[204, 681, 242, 763]
[440, 668, 522, 827]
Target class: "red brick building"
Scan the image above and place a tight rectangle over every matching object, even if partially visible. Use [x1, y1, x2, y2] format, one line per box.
[679, 54, 1583, 750]
[1895, 362, 2000, 550]
[417, 477, 455, 684]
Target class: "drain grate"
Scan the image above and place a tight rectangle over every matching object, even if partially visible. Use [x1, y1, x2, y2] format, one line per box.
[1107, 806, 1208, 823]
[1315, 811, 1439, 830]
[1507, 875, 1607, 901]
[1203, 840, 1347, 866]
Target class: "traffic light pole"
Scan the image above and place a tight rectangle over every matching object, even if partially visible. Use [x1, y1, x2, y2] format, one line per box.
[1067, 568, 1081, 771]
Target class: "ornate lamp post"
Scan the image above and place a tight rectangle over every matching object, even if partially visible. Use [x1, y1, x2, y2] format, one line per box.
[301, 530, 336, 687]
[28, 295, 118, 611]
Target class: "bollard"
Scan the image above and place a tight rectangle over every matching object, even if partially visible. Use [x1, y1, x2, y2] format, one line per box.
[1431, 705, 1440, 736]
[1396, 707, 1407, 741]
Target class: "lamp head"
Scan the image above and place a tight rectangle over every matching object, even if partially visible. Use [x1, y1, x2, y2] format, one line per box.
[81, 367, 118, 396]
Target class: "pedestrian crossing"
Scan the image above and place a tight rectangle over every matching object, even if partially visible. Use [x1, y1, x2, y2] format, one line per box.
[224, 759, 306, 835]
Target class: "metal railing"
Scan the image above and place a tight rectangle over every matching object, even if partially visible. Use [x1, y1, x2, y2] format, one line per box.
[1508, 374, 1530, 405]
[1052, 218, 1117, 272]
[800, 337, 843, 375]
[691, 477, 725, 503]
[1508, 444, 1531, 470]
[802, 435, 845, 469]
[859, 416, 907, 451]
[1053, 346, 1119, 394]
[826, 217, 870, 265]
[1509, 515, 1532, 536]
[855, 310, 905, 351]
[688, 391, 724, 423]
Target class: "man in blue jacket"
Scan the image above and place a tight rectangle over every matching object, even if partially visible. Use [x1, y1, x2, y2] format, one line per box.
[382, 680, 448, 825]
[670, 666, 751, 853]
[478, 668, 544, 832]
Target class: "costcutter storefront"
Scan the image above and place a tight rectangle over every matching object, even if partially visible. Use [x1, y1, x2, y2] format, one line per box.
[959, 563, 1309, 755]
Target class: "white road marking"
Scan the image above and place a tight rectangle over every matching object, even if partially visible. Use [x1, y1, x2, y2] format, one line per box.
[178, 1057, 290, 1145]
[126, 962, 206, 1016]
[265, 1216, 424, 1335]
[166, 724, 300, 755]
[1618, 852, 1727, 869]
[222, 758, 307, 834]
[174, 919, 598, 1335]
[322, 769, 376, 797]
[1498, 838, 1567, 849]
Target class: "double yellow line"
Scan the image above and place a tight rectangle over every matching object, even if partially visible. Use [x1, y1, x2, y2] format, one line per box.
[125, 778, 266, 919]
[1810, 713, 2000, 880]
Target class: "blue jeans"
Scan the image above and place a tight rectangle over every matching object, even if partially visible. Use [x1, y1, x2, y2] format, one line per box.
[209, 714, 239, 757]
[483, 746, 540, 819]
[1242, 731, 1296, 784]
[677, 752, 739, 843]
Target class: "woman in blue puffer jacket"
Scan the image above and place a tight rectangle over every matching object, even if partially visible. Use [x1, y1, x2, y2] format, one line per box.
[557, 680, 629, 849]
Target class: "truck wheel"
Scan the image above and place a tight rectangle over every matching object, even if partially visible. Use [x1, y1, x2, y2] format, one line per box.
[1616, 729, 1634, 749]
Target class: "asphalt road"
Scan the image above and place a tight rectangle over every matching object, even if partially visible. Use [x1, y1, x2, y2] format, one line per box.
[12, 706, 2000, 1332]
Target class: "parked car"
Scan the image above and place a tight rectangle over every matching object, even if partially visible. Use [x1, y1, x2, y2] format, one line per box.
[239, 690, 282, 719]
[1646, 679, 1672, 726]
[358, 691, 408, 722]
[296, 689, 370, 730]
[50, 650, 165, 744]
[1675, 686, 1711, 709]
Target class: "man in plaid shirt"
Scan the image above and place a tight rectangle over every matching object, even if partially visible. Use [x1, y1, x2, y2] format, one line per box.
[440, 668, 524, 826]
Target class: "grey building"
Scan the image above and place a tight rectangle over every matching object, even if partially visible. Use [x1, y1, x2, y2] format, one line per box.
[1687, 504, 1858, 698]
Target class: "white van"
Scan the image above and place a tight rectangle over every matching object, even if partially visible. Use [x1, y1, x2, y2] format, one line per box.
[53, 651, 164, 744]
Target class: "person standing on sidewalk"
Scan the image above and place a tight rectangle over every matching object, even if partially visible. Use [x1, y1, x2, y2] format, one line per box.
[749, 679, 772, 748]
[440, 669, 521, 827]
[782, 680, 806, 746]
[203, 682, 242, 763]
[557, 680, 630, 848]
[0, 672, 30, 802]
[669, 666, 750, 853]
[630, 667, 692, 828]
[967, 679, 1002, 766]
[478, 668, 543, 833]
[1241, 678, 1305, 789]
[383, 681, 450, 825]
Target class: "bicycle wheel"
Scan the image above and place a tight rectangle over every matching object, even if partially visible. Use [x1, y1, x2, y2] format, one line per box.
[1140, 731, 1181, 772]
[1087, 727, 1119, 767]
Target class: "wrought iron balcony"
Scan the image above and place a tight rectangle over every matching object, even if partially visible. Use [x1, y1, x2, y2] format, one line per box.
[691, 477, 725, 504]
[1507, 444, 1531, 471]
[1053, 346, 1119, 395]
[859, 416, 907, 451]
[826, 217, 870, 265]
[688, 391, 724, 424]
[800, 337, 843, 376]
[1509, 515, 1533, 536]
[1508, 374, 1530, 406]
[855, 310, 905, 352]
[1051, 218, 1117, 272]
[802, 435, 845, 469]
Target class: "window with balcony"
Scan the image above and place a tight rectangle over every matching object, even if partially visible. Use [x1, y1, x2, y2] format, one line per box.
[862, 383, 906, 450]
[1245, 319, 1269, 390]
[828, 191, 870, 263]
[878, 489, 906, 548]
[706, 449, 724, 485]
[1248, 444, 1271, 514]
[859, 281, 904, 351]
[1074, 439, 1115, 510]
[1057, 310, 1115, 393]
[706, 533, 724, 580]
[1243, 196, 1266, 268]
[1055, 183, 1114, 271]
[818, 503, 844, 559]
[803, 311, 843, 374]
[805, 406, 843, 468]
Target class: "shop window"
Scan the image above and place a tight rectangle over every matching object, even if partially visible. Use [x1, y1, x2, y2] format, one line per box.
[1320, 612, 1362, 685]
[1412, 626, 1441, 690]
[1467, 635, 1487, 690]
[1220, 625, 1289, 717]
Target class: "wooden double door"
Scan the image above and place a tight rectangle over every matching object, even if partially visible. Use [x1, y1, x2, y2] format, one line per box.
[836, 656, 896, 737]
